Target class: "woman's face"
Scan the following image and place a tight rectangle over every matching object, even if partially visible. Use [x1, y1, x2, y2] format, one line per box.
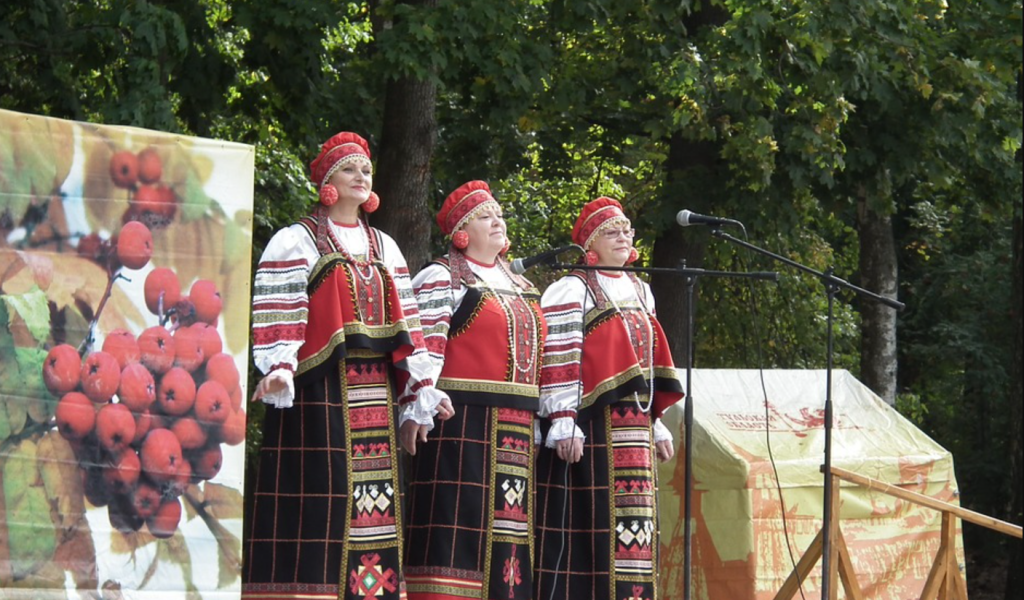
[327, 159, 373, 207]
[589, 221, 635, 267]
[462, 204, 507, 259]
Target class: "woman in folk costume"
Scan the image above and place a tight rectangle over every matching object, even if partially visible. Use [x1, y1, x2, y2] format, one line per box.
[243, 131, 454, 600]
[534, 197, 684, 600]
[402, 180, 547, 600]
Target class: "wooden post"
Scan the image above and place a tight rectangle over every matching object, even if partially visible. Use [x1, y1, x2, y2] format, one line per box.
[773, 473, 865, 600]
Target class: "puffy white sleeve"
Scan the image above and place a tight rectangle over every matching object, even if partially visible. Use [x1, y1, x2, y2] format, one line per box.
[538, 275, 591, 446]
[376, 232, 450, 427]
[251, 225, 317, 408]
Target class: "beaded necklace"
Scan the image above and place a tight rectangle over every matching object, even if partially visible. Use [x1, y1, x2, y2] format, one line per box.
[601, 271, 655, 413]
[316, 208, 383, 323]
[475, 259, 540, 380]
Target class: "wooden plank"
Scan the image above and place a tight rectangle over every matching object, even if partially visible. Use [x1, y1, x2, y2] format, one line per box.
[942, 513, 969, 600]
[828, 480, 842, 600]
[831, 466, 1023, 538]
[919, 526, 948, 600]
[773, 529, 823, 600]
[836, 532, 866, 600]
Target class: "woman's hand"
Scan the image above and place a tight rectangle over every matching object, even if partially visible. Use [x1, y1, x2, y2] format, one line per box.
[251, 372, 290, 403]
[555, 437, 584, 463]
[435, 397, 455, 420]
[655, 439, 675, 462]
[400, 420, 429, 455]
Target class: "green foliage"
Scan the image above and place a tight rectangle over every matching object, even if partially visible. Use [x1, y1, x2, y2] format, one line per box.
[2, 0, 1020, 587]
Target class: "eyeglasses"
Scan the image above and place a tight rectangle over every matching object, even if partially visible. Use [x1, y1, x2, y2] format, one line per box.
[599, 227, 635, 240]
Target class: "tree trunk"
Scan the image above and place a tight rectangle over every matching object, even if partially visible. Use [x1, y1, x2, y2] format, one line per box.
[1006, 201, 1022, 600]
[856, 188, 898, 404]
[370, 0, 438, 273]
[649, 135, 720, 367]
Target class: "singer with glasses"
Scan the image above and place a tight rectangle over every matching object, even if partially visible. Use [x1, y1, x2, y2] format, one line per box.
[534, 197, 684, 600]
[403, 180, 547, 600]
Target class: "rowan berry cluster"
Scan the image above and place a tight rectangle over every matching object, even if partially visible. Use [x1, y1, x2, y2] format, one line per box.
[109, 147, 177, 227]
[46, 159, 243, 537]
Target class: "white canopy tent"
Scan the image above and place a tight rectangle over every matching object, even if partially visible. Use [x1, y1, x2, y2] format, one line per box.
[656, 369, 963, 600]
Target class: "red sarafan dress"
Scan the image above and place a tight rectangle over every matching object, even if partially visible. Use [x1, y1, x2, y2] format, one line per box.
[404, 250, 546, 600]
[534, 269, 683, 600]
[244, 209, 442, 600]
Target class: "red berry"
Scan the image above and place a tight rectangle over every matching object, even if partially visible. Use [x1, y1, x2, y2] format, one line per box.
[167, 460, 193, 497]
[157, 367, 196, 416]
[133, 183, 177, 219]
[140, 428, 183, 483]
[96, 402, 137, 453]
[77, 233, 104, 262]
[137, 147, 163, 184]
[109, 150, 139, 189]
[171, 416, 208, 450]
[218, 408, 246, 446]
[228, 383, 242, 412]
[172, 325, 205, 372]
[116, 221, 153, 270]
[189, 279, 222, 324]
[118, 363, 156, 413]
[194, 380, 230, 426]
[104, 449, 141, 492]
[43, 344, 82, 395]
[138, 326, 176, 374]
[132, 481, 162, 519]
[204, 352, 240, 395]
[133, 410, 157, 445]
[144, 267, 181, 315]
[55, 391, 96, 441]
[191, 444, 222, 481]
[191, 323, 223, 360]
[103, 329, 141, 369]
[147, 498, 182, 539]
[80, 351, 121, 403]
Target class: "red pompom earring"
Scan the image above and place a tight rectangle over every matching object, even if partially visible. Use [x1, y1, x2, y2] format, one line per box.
[585, 250, 599, 266]
[362, 191, 380, 213]
[626, 248, 639, 264]
[452, 230, 470, 250]
[319, 185, 338, 206]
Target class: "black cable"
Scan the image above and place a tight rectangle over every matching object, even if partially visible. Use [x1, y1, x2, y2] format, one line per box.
[546, 277, 591, 600]
[737, 227, 807, 600]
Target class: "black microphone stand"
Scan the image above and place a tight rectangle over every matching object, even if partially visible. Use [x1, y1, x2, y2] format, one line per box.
[549, 260, 777, 600]
[708, 229, 903, 599]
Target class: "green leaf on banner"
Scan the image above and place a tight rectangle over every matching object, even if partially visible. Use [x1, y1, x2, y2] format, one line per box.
[14, 346, 54, 424]
[163, 529, 197, 590]
[37, 431, 86, 534]
[218, 528, 242, 588]
[0, 299, 17, 353]
[181, 170, 214, 222]
[202, 482, 244, 521]
[3, 288, 51, 345]
[2, 439, 58, 579]
[0, 392, 28, 439]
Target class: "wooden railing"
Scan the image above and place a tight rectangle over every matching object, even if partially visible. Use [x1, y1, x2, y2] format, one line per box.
[773, 466, 1023, 600]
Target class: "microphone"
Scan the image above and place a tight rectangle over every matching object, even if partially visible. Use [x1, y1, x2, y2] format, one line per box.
[509, 244, 581, 274]
[676, 209, 741, 228]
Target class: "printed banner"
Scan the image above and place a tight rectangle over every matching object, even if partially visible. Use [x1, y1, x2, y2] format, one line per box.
[657, 369, 964, 600]
[0, 108, 254, 599]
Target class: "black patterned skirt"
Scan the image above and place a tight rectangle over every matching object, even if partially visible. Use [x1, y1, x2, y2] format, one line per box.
[404, 404, 535, 600]
[243, 351, 407, 600]
[534, 401, 660, 600]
